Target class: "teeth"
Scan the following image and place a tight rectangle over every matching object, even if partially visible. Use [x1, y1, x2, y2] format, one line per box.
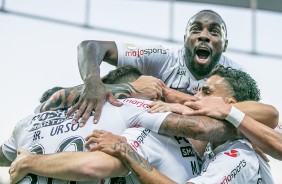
[197, 47, 209, 52]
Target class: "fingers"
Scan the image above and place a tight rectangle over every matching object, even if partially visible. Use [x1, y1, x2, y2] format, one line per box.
[79, 104, 94, 127]
[184, 101, 200, 110]
[67, 103, 80, 120]
[159, 79, 167, 88]
[148, 101, 165, 113]
[149, 105, 167, 113]
[85, 130, 107, 148]
[108, 93, 123, 107]
[93, 102, 103, 124]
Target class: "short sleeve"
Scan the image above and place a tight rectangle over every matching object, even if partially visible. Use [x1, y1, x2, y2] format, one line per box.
[189, 147, 261, 184]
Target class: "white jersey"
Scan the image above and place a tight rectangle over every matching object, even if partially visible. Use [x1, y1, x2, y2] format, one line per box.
[2, 98, 170, 184]
[121, 127, 201, 184]
[188, 139, 274, 184]
[116, 42, 244, 95]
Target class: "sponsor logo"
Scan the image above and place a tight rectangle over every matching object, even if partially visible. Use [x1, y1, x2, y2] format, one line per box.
[29, 117, 65, 132]
[122, 99, 150, 109]
[224, 149, 240, 158]
[220, 159, 246, 184]
[130, 128, 151, 151]
[180, 146, 195, 157]
[177, 67, 187, 76]
[125, 48, 168, 58]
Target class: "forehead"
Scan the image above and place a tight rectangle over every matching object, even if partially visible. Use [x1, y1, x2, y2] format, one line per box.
[204, 75, 228, 91]
[189, 12, 225, 27]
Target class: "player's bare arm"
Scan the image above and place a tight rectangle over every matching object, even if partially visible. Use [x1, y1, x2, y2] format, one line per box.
[9, 148, 129, 183]
[161, 82, 198, 103]
[71, 41, 164, 125]
[41, 79, 162, 126]
[41, 85, 82, 112]
[0, 145, 11, 166]
[183, 96, 282, 160]
[88, 130, 177, 184]
[159, 113, 237, 142]
[68, 41, 121, 125]
[183, 97, 279, 128]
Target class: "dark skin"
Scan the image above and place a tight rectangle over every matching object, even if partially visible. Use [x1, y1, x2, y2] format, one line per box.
[69, 12, 229, 124]
[184, 12, 228, 80]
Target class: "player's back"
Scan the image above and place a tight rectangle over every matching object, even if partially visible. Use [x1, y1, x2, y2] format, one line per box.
[3, 98, 167, 183]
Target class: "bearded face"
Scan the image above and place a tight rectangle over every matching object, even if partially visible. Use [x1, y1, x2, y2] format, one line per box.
[184, 12, 228, 79]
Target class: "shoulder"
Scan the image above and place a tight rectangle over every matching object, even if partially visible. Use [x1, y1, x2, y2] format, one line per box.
[219, 55, 245, 71]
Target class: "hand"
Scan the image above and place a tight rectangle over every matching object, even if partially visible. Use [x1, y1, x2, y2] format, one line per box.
[183, 96, 231, 119]
[130, 75, 163, 100]
[67, 80, 122, 126]
[148, 101, 194, 115]
[162, 85, 198, 104]
[9, 149, 31, 184]
[85, 130, 127, 156]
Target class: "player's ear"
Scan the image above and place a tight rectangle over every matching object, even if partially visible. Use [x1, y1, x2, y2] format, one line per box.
[227, 97, 236, 104]
[223, 39, 228, 52]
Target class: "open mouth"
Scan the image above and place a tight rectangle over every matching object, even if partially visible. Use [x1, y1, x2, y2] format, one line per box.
[196, 48, 210, 60]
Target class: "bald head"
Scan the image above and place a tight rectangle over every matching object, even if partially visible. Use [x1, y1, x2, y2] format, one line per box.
[186, 10, 227, 38]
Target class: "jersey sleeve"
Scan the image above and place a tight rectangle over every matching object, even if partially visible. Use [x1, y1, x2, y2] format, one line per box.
[116, 42, 175, 78]
[219, 55, 246, 71]
[117, 98, 171, 133]
[130, 110, 171, 133]
[188, 145, 261, 184]
[121, 127, 167, 165]
[2, 115, 33, 162]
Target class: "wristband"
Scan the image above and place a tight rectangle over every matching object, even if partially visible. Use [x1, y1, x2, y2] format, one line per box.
[225, 106, 245, 128]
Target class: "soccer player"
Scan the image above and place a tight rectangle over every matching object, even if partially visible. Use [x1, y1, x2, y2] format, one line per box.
[68, 10, 249, 125]
[86, 66, 275, 183]
[8, 66, 275, 184]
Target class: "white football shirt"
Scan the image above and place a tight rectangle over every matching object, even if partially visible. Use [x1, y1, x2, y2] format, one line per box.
[188, 139, 274, 184]
[2, 98, 170, 184]
[122, 127, 201, 184]
[116, 42, 244, 95]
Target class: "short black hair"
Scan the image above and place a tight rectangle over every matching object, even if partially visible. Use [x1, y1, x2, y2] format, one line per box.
[102, 65, 142, 84]
[210, 65, 260, 102]
[187, 9, 227, 37]
[39, 86, 64, 103]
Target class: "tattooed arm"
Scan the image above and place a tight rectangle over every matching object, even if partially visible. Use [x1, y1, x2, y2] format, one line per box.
[41, 85, 82, 112]
[89, 130, 177, 184]
[41, 76, 162, 112]
[159, 113, 237, 142]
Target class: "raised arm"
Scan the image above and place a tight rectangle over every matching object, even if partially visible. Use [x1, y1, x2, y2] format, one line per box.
[9, 149, 129, 184]
[67, 41, 121, 124]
